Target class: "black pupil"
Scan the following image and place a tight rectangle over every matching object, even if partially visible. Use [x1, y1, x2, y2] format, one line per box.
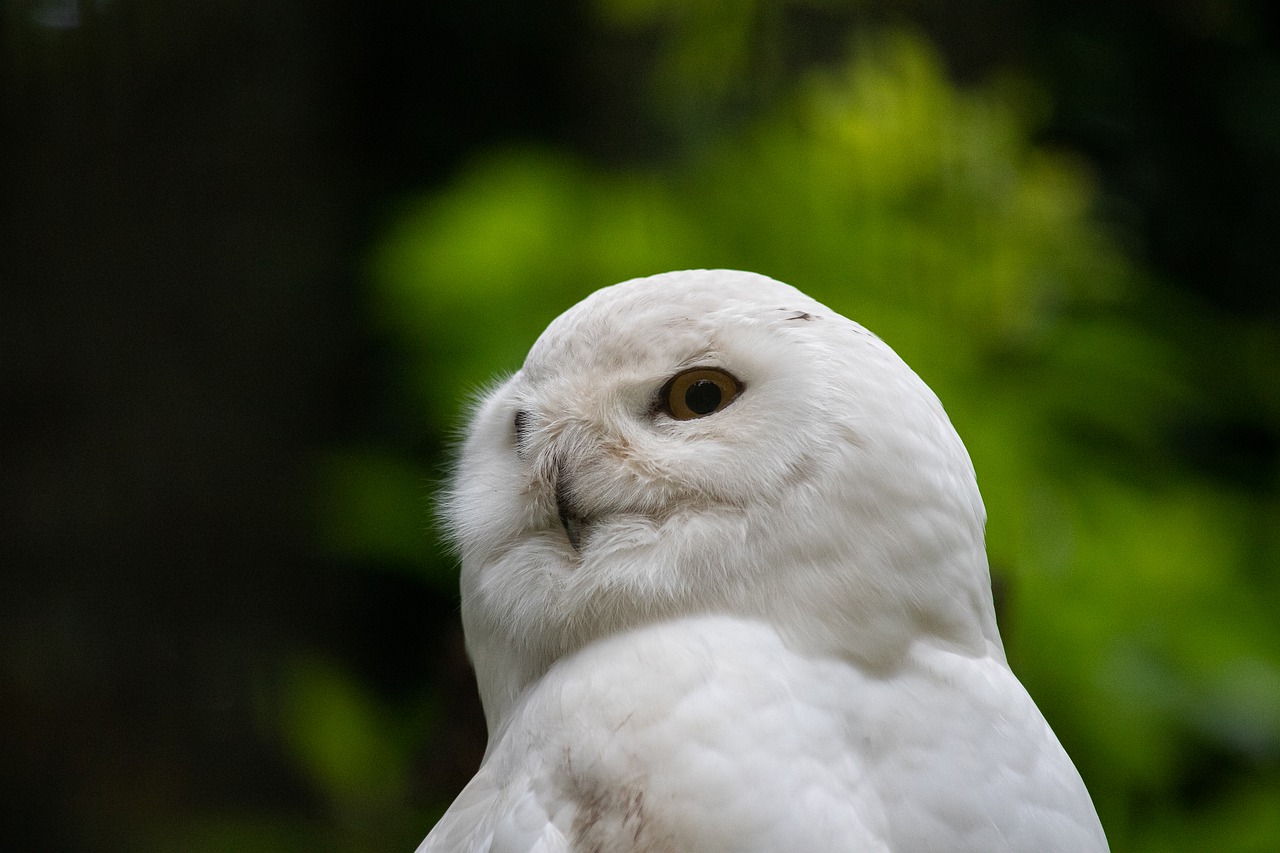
[684, 379, 722, 415]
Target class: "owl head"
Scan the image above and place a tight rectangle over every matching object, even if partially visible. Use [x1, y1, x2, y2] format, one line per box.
[443, 270, 1002, 732]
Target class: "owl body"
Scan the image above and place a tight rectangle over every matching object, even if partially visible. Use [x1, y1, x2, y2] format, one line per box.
[419, 270, 1107, 852]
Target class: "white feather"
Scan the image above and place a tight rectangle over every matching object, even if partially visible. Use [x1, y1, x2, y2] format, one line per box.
[419, 269, 1107, 852]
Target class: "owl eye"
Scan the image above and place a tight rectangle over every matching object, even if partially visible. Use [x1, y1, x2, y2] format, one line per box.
[661, 368, 742, 420]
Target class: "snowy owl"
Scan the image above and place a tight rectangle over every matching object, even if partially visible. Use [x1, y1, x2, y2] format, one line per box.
[418, 269, 1107, 852]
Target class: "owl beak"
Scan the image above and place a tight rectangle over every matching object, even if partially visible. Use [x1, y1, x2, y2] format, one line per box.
[554, 464, 583, 551]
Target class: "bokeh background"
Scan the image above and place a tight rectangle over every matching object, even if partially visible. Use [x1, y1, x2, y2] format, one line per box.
[3, 1, 1279, 850]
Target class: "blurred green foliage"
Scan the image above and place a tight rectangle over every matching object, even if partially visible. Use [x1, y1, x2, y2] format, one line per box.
[307, 27, 1278, 853]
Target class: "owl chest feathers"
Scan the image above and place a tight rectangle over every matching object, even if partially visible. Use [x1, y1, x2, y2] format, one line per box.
[463, 616, 1104, 853]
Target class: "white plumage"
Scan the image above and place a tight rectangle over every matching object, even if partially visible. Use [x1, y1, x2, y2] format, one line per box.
[418, 269, 1107, 852]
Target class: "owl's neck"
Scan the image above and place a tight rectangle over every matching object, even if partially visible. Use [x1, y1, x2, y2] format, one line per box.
[465, 536, 1004, 742]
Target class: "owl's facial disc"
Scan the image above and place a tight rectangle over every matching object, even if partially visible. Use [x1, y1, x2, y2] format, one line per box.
[515, 364, 746, 555]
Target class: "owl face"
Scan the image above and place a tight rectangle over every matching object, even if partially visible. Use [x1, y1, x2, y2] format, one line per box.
[444, 270, 997, 728]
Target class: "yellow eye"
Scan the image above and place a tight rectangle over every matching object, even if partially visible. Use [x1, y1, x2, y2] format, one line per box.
[661, 368, 742, 420]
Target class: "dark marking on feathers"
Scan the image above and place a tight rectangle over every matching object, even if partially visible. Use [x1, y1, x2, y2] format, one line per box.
[514, 409, 532, 455]
[561, 748, 676, 852]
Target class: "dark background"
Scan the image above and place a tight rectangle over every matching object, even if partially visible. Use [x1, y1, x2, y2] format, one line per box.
[2, 1, 1277, 850]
